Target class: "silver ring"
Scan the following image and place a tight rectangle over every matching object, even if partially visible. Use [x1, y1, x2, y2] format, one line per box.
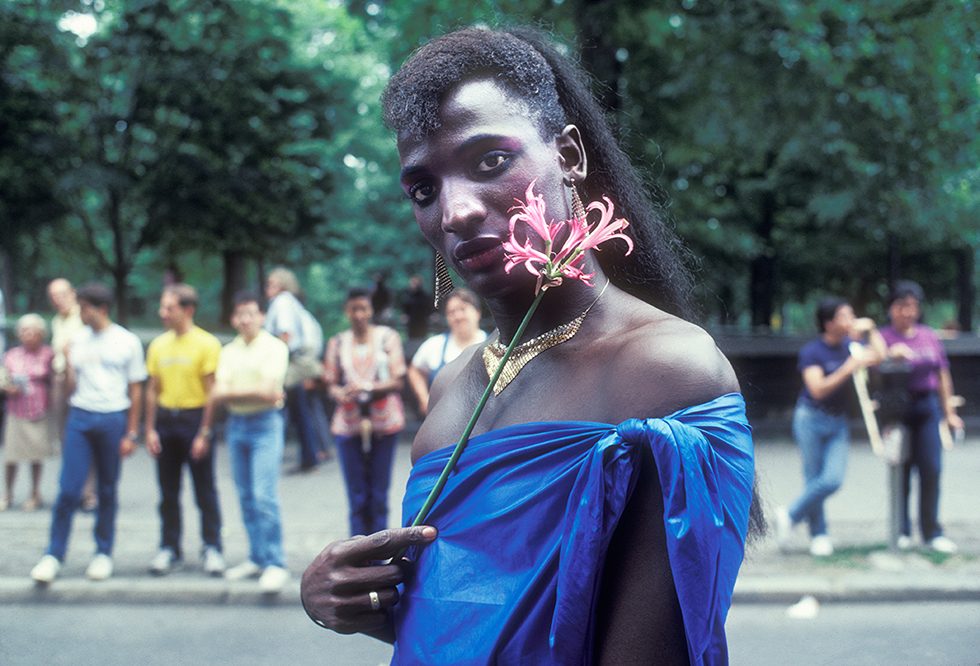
[369, 590, 381, 611]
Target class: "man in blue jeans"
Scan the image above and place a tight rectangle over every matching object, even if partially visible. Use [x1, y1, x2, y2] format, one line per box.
[777, 297, 885, 557]
[264, 267, 329, 473]
[31, 283, 146, 584]
[211, 291, 291, 593]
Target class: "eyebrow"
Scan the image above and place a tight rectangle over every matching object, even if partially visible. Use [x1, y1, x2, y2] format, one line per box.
[400, 133, 523, 182]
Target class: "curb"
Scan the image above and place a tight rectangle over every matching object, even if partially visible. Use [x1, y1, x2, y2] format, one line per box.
[0, 577, 301, 606]
[3, 575, 980, 607]
[733, 575, 980, 604]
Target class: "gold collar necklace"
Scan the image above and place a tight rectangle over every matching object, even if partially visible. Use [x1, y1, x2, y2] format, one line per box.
[482, 280, 610, 396]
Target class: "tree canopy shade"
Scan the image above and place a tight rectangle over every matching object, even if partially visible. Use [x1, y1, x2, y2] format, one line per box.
[0, 0, 976, 334]
[599, 0, 979, 327]
[46, 0, 353, 320]
[0, 1, 73, 307]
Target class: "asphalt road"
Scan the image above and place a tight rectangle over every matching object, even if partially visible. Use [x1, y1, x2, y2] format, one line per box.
[2, 601, 978, 665]
[727, 600, 980, 665]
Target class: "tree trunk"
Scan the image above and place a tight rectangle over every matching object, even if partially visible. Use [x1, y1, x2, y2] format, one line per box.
[718, 282, 735, 327]
[107, 189, 131, 324]
[113, 271, 129, 326]
[749, 255, 775, 329]
[577, 0, 623, 116]
[956, 247, 974, 333]
[221, 250, 248, 323]
[0, 244, 14, 349]
[0, 243, 16, 314]
[886, 233, 902, 289]
[749, 179, 777, 329]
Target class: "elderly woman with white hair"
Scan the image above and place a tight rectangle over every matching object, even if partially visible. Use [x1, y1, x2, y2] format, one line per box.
[1, 314, 56, 511]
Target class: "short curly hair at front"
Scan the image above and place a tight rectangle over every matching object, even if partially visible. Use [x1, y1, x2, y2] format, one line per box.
[382, 28, 566, 141]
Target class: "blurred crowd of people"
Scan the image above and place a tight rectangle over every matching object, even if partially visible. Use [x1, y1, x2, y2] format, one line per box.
[0, 274, 966, 589]
[0, 268, 481, 591]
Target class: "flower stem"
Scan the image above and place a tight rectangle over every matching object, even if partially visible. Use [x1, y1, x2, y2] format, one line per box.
[409, 289, 547, 528]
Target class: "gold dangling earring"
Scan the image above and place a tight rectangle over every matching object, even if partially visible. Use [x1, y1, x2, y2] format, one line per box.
[433, 253, 455, 309]
[569, 177, 587, 221]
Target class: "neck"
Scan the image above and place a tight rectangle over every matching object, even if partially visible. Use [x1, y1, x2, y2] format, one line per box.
[241, 330, 259, 344]
[487, 266, 610, 345]
[822, 331, 844, 345]
[452, 328, 480, 345]
[91, 317, 110, 332]
[174, 320, 193, 336]
[352, 324, 372, 341]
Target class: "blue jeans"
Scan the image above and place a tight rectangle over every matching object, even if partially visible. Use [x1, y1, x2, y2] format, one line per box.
[286, 384, 327, 469]
[47, 407, 127, 561]
[226, 409, 285, 568]
[900, 393, 945, 540]
[155, 407, 222, 557]
[789, 402, 849, 537]
[335, 432, 398, 536]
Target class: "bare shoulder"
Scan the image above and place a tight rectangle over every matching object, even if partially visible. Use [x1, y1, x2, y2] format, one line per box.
[426, 342, 484, 411]
[606, 310, 739, 418]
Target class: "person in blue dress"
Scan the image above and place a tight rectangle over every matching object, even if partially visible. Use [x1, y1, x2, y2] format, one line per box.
[302, 26, 761, 665]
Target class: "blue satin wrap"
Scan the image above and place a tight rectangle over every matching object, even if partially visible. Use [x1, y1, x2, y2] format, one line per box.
[392, 393, 754, 665]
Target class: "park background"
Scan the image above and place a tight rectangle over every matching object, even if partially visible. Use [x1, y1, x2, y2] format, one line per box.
[1, 0, 978, 421]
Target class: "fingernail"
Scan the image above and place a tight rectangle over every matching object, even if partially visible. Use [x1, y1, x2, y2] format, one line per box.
[421, 526, 437, 539]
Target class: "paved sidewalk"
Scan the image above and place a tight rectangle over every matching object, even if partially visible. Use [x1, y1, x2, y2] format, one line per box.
[738, 433, 980, 603]
[0, 431, 977, 606]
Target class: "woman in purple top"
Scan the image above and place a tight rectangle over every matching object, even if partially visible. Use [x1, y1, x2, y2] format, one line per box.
[880, 281, 963, 554]
[776, 298, 884, 557]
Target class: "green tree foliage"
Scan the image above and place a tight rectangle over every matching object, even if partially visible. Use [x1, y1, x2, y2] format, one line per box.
[603, 0, 978, 327]
[49, 0, 349, 321]
[1, 0, 976, 334]
[0, 1, 74, 310]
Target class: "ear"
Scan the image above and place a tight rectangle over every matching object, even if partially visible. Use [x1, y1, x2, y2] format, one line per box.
[555, 125, 588, 183]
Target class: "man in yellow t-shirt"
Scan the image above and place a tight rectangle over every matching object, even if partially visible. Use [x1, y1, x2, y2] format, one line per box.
[211, 291, 290, 593]
[144, 284, 224, 576]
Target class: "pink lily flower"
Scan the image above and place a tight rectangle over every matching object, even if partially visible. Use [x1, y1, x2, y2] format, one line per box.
[502, 182, 631, 292]
[581, 197, 634, 255]
[508, 180, 553, 242]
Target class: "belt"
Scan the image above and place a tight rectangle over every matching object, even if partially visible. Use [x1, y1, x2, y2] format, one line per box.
[157, 406, 204, 417]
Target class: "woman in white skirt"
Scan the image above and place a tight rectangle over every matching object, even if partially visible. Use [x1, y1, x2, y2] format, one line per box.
[1, 314, 57, 511]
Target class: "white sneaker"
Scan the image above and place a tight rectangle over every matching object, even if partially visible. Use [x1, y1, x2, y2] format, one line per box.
[896, 535, 913, 551]
[86, 554, 113, 581]
[928, 536, 958, 555]
[149, 548, 178, 575]
[775, 506, 794, 551]
[258, 565, 290, 593]
[225, 560, 262, 581]
[31, 555, 61, 584]
[809, 535, 834, 557]
[202, 547, 226, 576]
